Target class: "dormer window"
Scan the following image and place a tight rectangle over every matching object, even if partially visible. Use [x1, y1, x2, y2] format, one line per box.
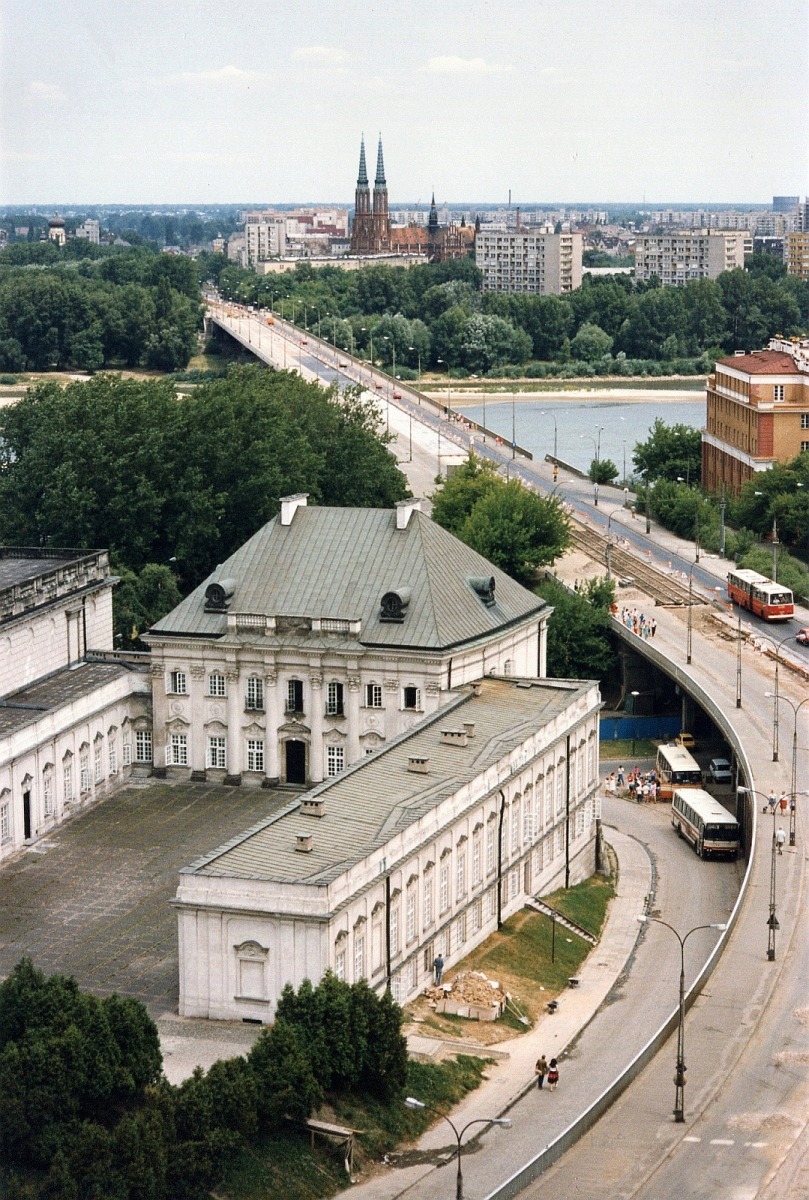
[380, 588, 411, 623]
[468, 575, 496, 607]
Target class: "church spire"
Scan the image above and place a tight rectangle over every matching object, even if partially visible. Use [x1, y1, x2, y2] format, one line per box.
[428, 192, 438, 234]
[357, 136, 369, 187]
[374, 134, 386, 188]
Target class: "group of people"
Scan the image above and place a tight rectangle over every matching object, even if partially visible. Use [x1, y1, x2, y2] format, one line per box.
[604, 766, 659, 803]
[619, 607, 657, 639]
[535, 1055, 560, 1091]
[766, 790, 794, 855]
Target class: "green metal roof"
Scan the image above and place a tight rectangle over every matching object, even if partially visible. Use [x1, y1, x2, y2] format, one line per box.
[183, 676, 595, 885]
[149, 506, 546, 651]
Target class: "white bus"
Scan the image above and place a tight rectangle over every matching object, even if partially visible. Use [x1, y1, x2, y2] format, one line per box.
[656, 743, 702, 802]
[671, 788, 740, 859]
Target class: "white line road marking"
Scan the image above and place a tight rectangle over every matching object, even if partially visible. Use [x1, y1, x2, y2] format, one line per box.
[683, 1136, 702, 1142]
[710, 1139, 735, 1145]
[744, 1141, 768, 1148]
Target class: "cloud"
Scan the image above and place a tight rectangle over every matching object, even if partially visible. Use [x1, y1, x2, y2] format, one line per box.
[291, 45, 346, 65]
[26, 80, 65, 100]
[423, 55, 507, 75]
[164, 64, 263, 85]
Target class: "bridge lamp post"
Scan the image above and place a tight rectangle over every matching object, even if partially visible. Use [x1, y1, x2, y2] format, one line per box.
[540, 410, 558, 463]
[636, 917, 726, 1122]
[581, 435, 599, 505]
[764, 694, 809, 847]
[605, 508, 624, 581]
[403, 1098, 511, 1200]
[677, 477, 700, 563]
[762, 631, 797, 763]
[686, 562, 699, 667]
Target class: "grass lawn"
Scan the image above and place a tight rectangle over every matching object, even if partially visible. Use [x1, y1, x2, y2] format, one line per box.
[404, 872, 615, 1045]
[216, 1056, 489, 1199]
[600, 738, 659, 760]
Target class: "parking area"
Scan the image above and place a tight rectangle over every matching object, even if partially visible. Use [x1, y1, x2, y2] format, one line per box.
[0, 781, 286, 1016]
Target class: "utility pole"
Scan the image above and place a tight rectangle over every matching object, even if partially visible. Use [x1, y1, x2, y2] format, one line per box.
[719, 483, 726, 558]
[772, 517, 779, 582]
[736, 612, 742, 708]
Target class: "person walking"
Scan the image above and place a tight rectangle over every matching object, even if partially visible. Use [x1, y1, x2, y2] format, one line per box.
[617, 765, 625, 787]
[779, 791, 788, 815]
[767, 789, 777, 815]
[547, 1058, 559, 1090]
[776, 827, 786, 855]
[535, 1055, 548, 1090]
[433, 953, 444, 985]
[651, 617, 657, 638]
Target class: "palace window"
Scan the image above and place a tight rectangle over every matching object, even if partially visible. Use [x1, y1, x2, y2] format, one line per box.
[208, 672, 226, 697]
[246, 676, 264, 711]
[406, 890, 416, 942]
[122, 737, 131, 766]
[335, 950, 346, 981]
[524, 795, 532, 843]
[63, 764, 73, 804]
[390, 908, 399, 957]
[287, 679, 304, 713]
[439, 864, 449, 913]
[403, 686, 421, 711]
[511, 800, 520, 852]
[169, 671, 187, 695]
[801, 414, 809, 429]
[207, 736, 226, 769]
[135, 731, 152, 763]
[774, 385, 785, 402]
[455, 913, 466, 949]
[0, 802, 9, 843]
[486, 824, 495, 874]
[423, 876, 433, 928]
[43, 772, 53, 817]
[94, 744, 103, 784]
[556, 765, 565, 814]
[168, 733, 188, 767]
[108, 743, 117, 775]
[326, 681, 344, 716]
[80, 754, 90, 792]
[456, 851, 466, 901]
[326, 745, 345, 777]
[354, 935, 365, 981]
[365, 683, 383, 708]
[472, 837, 481, 886]
[246, 740, 264, 773]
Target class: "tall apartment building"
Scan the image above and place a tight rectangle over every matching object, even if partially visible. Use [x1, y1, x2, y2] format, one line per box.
[702, 339, 809, 494]
[244, 213, 287, 266]
[633, 230, 749, 285]
[785, 232, 809, 279]
[475, 228, 582, 295]
[75, 218, 100, 244]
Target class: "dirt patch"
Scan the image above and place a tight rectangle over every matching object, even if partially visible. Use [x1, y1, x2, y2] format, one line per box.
[727, 1111, 802, 1133]
[774, 1050, 809, 1065]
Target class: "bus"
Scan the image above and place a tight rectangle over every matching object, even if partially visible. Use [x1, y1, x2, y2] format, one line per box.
[727, 569, 794, 621]
[671, 788, 740, 859]
[656, 743, 703, 802]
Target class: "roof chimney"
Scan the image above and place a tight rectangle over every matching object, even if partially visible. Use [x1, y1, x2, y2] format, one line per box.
[300, 796, 324, 818]
[295, 834, 314, 853]
[463, 721, 476, 738]
[280, 494, 308, 526]
[408, 756, 429, 773]
[395, 497, 422, 530]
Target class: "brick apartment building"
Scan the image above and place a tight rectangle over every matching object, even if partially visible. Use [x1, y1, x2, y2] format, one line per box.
[701, 339, 809, 494]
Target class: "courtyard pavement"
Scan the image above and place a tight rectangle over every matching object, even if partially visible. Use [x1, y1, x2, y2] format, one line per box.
[0, 781, 287, 1018]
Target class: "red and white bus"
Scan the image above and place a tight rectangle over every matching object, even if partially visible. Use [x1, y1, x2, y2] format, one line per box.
[671, 788, 740, 859]
[727, 569, 794, 621]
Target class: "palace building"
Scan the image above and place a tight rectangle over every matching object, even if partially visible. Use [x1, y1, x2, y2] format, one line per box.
[143, 496, 551, 788]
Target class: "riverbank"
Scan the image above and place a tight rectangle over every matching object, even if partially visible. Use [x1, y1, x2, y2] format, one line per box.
[447, 387, 704, 404]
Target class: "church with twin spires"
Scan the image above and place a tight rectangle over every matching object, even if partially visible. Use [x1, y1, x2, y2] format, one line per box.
[349, 134, 475, 262]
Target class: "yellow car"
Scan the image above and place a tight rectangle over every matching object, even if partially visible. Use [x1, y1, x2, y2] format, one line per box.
[675, 732, 696, 749]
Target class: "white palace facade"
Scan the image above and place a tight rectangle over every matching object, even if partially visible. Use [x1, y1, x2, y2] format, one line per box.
[143, 496, 551, 788]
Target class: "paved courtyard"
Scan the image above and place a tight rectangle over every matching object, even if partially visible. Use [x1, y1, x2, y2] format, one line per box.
[0, 781, 286, 1016]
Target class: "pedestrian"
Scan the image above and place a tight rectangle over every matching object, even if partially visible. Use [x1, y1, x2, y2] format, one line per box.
[650, 780, 657, 802]
[779, 792, 788, 815]
[535, 1055, 548, 1089]
[767, 790, 777, 815]
[628, 776, 637, 801]
[617, 765, 625, 787]
[547, 1058, 559, 1090]
[651, 618, 657, 637]
[776, 827, 786, 855]
[433, 953, 444, 985]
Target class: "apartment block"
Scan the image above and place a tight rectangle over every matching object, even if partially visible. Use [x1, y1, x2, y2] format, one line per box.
[785, 232, 809, 279]
[633, 230, 749, 284]
[75, 219, 100, 244]
[702, 339, 809, 495]
[475, 228, 582, 295]
[244, 213, 287, 266]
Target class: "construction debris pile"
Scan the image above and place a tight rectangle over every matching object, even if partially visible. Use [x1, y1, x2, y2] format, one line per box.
[423, 971, 507, 1022]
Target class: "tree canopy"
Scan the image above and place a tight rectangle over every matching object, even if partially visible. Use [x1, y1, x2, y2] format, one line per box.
[536, 576, 618, 681]
[633, 417, 703, 484]
[430, 453, 570, 585]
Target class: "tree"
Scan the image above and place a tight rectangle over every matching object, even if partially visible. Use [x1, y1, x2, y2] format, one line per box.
[535, 577, 617, 681]
[460, 480, 571, 584]
[430, 452, 505, 536]
[588, 458, 619, 485]
[633, 418, 702, 484]
[113, 563, 182, 648]
[247, 1020, 322, 1128]
[570, 322, 613, 361]
[460, 314, 532, 373]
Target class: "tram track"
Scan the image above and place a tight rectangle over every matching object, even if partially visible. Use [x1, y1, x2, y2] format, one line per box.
[571, 520, 708, 607]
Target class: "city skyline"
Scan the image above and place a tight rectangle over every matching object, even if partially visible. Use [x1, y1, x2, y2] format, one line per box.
[1, 0, 807, 205]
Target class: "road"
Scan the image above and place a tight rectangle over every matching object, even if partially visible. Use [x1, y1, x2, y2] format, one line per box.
[393, 795, 743, 1200]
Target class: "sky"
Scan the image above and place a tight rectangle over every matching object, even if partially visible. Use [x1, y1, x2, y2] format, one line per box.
[1, 0, 807, 206]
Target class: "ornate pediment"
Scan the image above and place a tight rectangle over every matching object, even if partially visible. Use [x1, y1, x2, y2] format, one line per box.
[279, 720, 311, 737]
[233, 940, 268, 959]
[166, 716, 191, 732]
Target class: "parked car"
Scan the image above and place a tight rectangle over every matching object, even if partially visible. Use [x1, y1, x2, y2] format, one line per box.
[675, 732, 696, 749]
[709, 757, 733, 784]
[796, 627, 809, 645]
[393, 390, 402, 399]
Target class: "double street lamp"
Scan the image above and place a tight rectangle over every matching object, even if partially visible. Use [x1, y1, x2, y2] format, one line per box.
[636, 917, 726, 1122]
[737, 786, 785, 960]
[763, 694, 809, 847]
[404, 1097, 511, 1200]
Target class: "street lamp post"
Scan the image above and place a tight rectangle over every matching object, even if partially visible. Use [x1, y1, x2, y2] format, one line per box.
[764, 631, 797, 763]
[636, 917, 726, 1122]
[404, 1098, 511, 1200]
[737, 786, 781, 959]
[606, 508, 623, 580]
[764, 694, 809, 846]
[630, 690, 639, 756]
[581, 434, 599, 505]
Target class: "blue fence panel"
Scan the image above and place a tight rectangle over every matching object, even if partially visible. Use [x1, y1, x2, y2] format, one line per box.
[600, 715, 681, 742]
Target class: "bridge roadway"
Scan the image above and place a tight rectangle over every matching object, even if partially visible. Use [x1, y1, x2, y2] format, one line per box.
[210, 302, 809, 1197]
